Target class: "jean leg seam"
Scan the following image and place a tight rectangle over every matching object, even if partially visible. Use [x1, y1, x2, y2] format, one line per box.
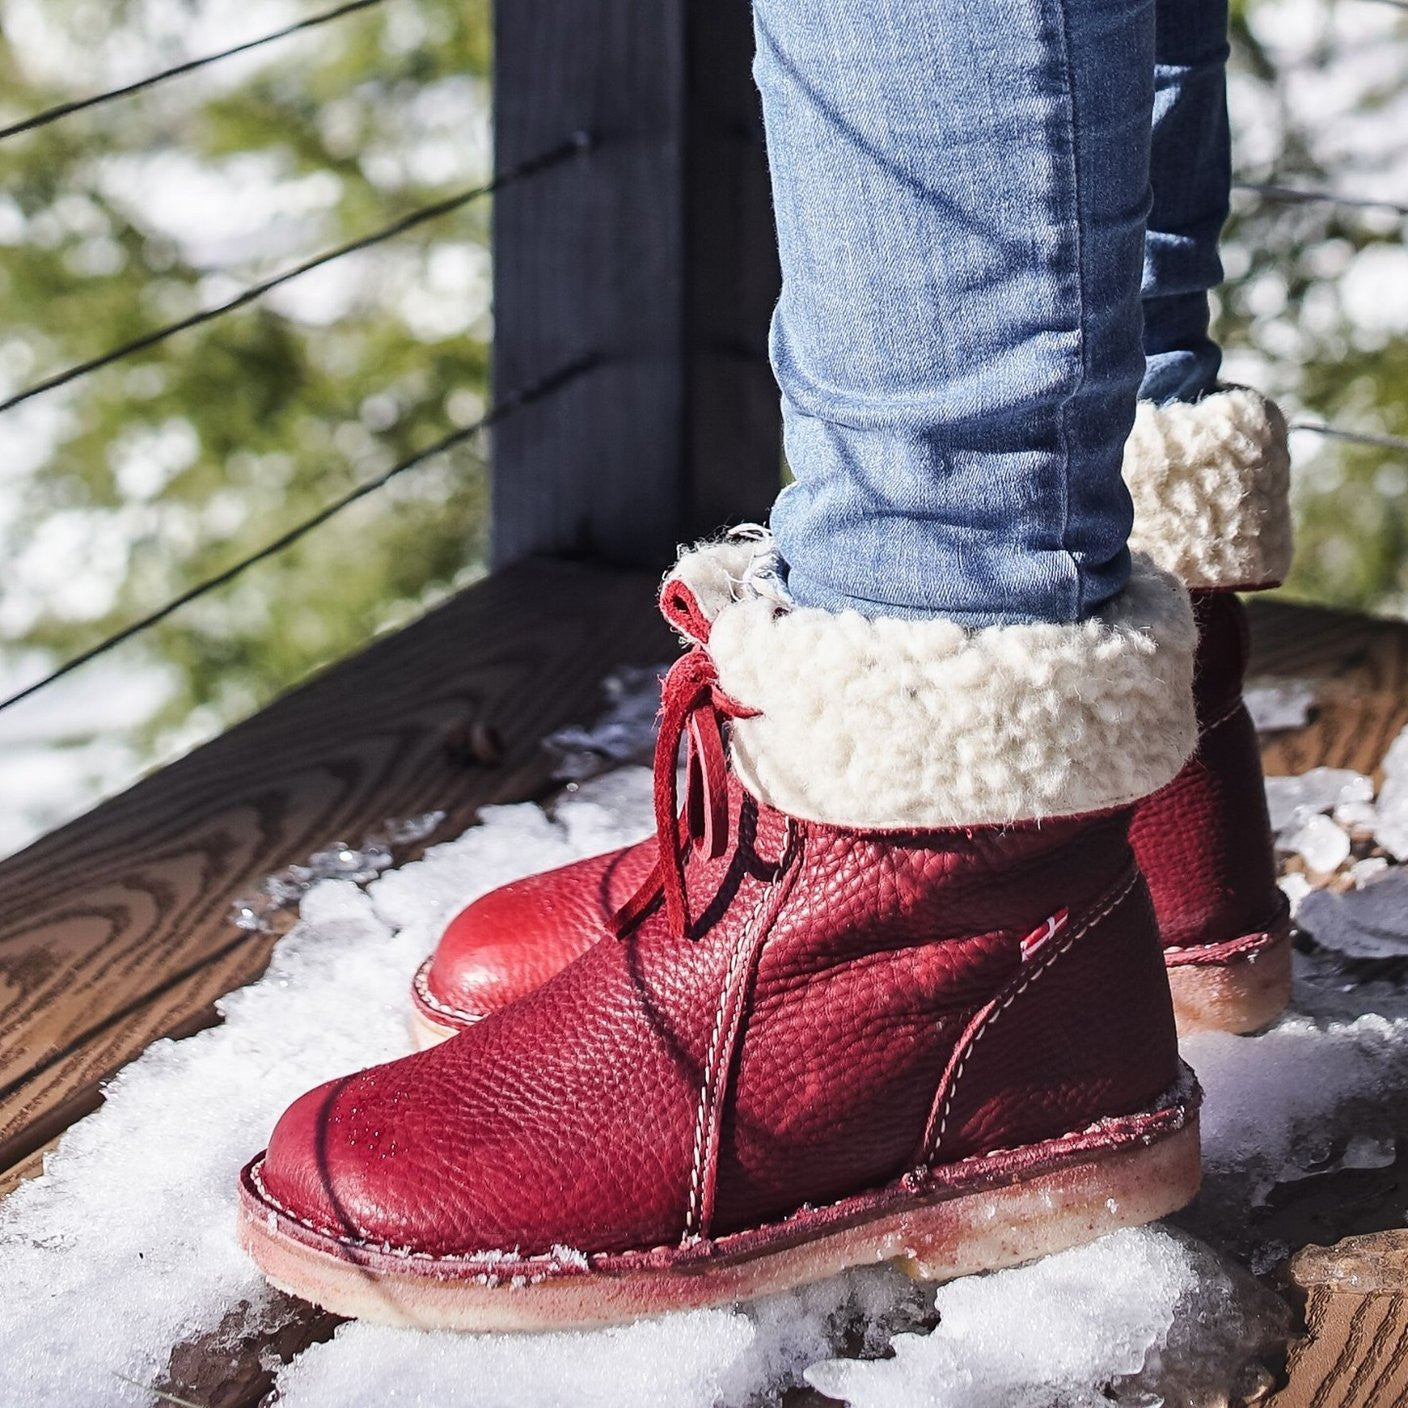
[1049, 0, 1087, 621]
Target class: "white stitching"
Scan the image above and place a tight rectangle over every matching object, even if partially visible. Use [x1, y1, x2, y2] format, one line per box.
[1200, 698, 1246, 736]
[683, 880, 775, 1237]
[412, 960, 486, 1023]
[925, 871, 1140, 1164]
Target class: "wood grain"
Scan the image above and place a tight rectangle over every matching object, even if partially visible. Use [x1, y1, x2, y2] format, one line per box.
[1248, 597, 1408, 780]
[1272, 1289, 1408, 1408]
[0, 559, 669, 1178]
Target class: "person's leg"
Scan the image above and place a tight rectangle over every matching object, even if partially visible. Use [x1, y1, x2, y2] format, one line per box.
[1139, 0, 1229, 404]
[1125, 0, 1297, 1032]
[755, 0, 1155, 624]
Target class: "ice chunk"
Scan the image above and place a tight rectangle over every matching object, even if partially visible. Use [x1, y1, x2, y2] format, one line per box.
[1264, 769, 1373, 834]
[1186, 1014, 1408, 1195]
[1335, 799, 1379, 833]
[1297, 868, 1408, 958]
[1278, 871, 1313, 915]
[1374, 724, 1408, 859]
[1342, 1132, 1396, 1170]
[544, 665, 667, 781]
[1244, 680, 1315, 733]
[1350, 856, 1391, 887]
[1281, 812, 1351, 873]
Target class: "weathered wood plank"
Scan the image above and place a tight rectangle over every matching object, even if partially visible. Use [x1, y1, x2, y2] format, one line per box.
[1271, 1288, 1408, 1408]
[1247, 597, 1408, 1406]
[490, 0, 780, 568]
[1248, 597, 1408, 780]
[0, 559, 669, 1178]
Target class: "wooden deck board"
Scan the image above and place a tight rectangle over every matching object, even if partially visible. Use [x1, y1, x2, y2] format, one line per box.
[0, 559, 669, 1179]
[1247, 599, 1408, 1407]
[1249, 597, 1408, 781]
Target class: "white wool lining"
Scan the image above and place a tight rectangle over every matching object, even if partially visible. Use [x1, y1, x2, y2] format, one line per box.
[669, 538, 1197, 831]
[1124, 387, 1292, 590]
[662, 526, 787, 641]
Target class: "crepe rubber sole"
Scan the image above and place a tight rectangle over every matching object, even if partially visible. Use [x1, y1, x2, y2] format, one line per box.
[1167, 922, 1292, 1037]
[238, 1089, 1201, 1332]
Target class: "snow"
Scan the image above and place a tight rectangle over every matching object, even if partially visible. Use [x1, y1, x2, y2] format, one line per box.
[1372, 724, 1408, 860]
[1281, 809, 1352, 873]
[1245, 680, 1316, 734]
[7, 686, 1408, 1407]
[806, 1229, 1284, 1408]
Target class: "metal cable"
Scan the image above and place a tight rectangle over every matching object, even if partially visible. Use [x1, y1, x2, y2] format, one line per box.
[0, 355, 599, 716]
[0, 133, 589, 418]
[1291, 420, 1408, 453]
[1235, 180, 1408, 219]
[0, 0, 388, 143]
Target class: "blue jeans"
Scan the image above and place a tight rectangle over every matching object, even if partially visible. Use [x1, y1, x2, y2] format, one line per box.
[755, 0, 1229, 623]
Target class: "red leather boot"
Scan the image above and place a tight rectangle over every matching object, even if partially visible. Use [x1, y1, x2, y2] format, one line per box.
[241, 549, 1201, 1329]
[1124, 388, 1294, 1034]
[411, 390, 1294, 1047]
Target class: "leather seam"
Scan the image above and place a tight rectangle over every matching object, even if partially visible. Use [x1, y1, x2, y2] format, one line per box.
[924, 869, 1140, 1165]
[1199, 698, 1245, 737]
[683, 821, 795, 1241]
[412, 959, 487, 1024]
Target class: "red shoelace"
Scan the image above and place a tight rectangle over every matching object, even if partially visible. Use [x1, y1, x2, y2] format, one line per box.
[611, 646, 758, 940]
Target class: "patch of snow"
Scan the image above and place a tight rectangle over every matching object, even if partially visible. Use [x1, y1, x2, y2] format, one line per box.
[1281, 810, 1352, 873]
[1244, 680, 1315, 733]
[0, 768, 655, 1407]
[14, 681, 1408, 1404]
[1372, 724, 1408, 860]
[805, 1228, 1284, 1408]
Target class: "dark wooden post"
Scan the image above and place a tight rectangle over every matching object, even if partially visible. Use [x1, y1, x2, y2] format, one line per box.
[490, 0, 781, 569]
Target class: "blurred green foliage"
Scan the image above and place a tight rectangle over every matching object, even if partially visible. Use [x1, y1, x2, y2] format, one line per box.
[0, 0, 492, 745]
[1222, 0, 1408, 613]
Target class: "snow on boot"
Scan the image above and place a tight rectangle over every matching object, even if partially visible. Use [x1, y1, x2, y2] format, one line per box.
[241, 546, 1202, 1331]
[1125, 387, 1294, 1034]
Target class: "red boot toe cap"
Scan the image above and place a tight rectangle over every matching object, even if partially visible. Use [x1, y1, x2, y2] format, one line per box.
[418, 841, 656, 1028]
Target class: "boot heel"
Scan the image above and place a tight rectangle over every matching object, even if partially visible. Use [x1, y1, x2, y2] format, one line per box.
[1168, 929, 1292, 1036]
[895, 1113, 1202, 1283]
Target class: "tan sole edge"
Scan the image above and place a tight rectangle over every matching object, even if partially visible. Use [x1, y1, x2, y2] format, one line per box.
[1169, 932, 1292, 1036]
[408, 1006, 463, 1051]
[239, 1114, 1201, 1333]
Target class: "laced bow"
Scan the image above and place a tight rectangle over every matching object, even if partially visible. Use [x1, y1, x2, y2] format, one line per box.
[611, 646, 758, 940]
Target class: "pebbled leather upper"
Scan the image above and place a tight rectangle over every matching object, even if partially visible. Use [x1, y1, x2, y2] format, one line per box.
[1130, 590, 1285, 956]
[260, 762, 1179, 1258]
[418, 840, 655, 1023]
